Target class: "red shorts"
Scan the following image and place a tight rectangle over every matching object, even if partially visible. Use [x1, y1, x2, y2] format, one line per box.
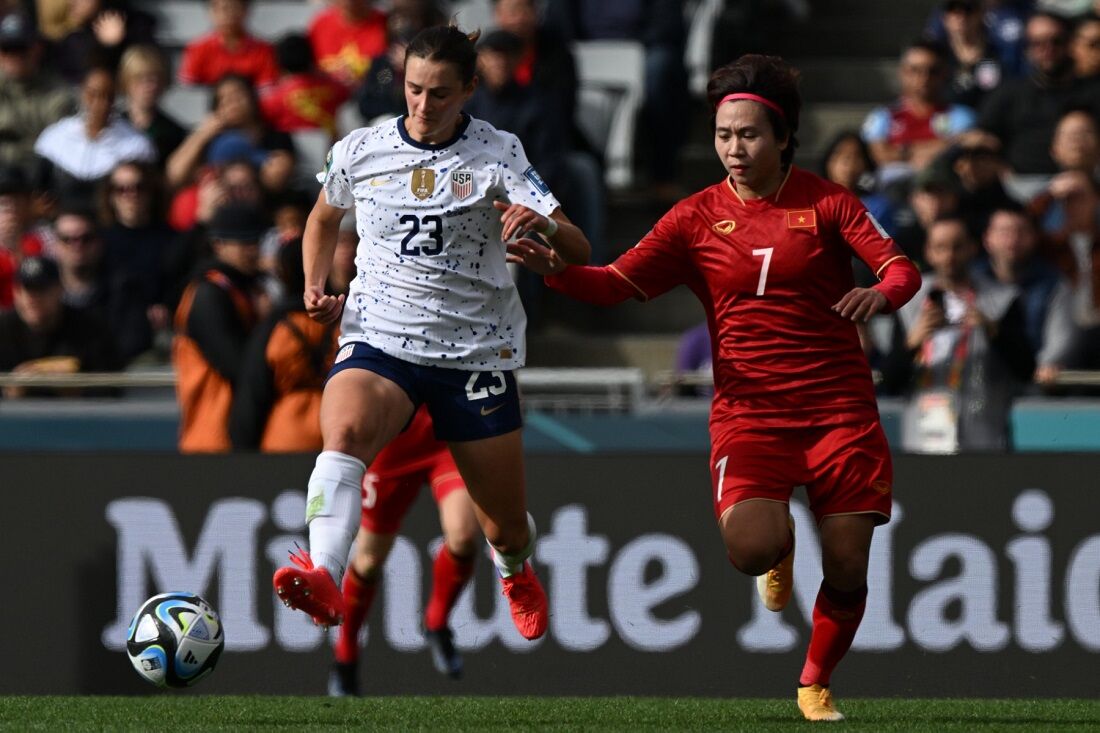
[359, 406, 466, 534]
[710, 419, 893, 525]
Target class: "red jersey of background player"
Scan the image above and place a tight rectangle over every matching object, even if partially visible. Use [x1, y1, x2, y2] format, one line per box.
[548, 166, 913, 428]
[261, 73, 350, 136]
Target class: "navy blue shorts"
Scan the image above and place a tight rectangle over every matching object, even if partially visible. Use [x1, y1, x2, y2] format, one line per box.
[327, 341, 523, 442]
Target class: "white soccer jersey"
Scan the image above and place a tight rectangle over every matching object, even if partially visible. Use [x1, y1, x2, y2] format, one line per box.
[320, 114, 559, 370]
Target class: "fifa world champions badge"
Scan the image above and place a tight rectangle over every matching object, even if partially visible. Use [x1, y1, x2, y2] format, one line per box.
[410, 168, 436, 200]
[451, 170, 474, 200]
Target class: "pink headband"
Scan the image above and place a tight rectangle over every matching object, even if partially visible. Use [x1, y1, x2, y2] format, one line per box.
[718, 93, 786, 121]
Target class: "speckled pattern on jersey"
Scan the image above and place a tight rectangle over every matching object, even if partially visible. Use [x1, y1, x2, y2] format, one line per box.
[320, 114, 559, 370]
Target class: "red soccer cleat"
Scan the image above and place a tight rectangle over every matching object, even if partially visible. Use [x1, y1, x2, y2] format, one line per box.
[273, 545, 345, 627]
[499, 562, 548, 640]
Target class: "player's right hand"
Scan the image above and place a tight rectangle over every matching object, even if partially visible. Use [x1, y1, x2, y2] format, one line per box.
[304, 285, 345, 324]
[507, 237, 567, 275]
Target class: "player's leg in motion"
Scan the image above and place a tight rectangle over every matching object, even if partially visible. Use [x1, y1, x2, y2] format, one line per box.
[720, 499, 796, 585]
[447, 430, 548, 640]
[424, 488, 479, 678]
[797, 514, 875, 722]
[273, 369, 415, 625]
[329, 528, 395, 697]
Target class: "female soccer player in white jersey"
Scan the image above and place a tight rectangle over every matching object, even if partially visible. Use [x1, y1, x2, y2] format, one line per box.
[273, 25, 592, 641]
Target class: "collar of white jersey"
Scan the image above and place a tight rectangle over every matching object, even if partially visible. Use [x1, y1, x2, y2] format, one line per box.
[397, 113, 472, 151]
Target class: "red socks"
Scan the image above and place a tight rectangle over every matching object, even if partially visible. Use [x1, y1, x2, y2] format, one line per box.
[424, 546, 476, 631]
[334, 568, 377, 664]
[800, 582, 867, 687]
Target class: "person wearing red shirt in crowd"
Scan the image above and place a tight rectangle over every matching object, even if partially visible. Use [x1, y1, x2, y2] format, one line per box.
[328, 405, 480, 696]
[178, 0, 279, 89]
[509, 55, 921, 722]
[307, 0, 388, 90]
[0, 165, 44, 310]
[261, 34, 350, 138]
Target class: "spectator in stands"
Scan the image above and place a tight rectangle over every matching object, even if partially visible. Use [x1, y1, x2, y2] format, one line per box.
[1071, 12, 1100, 81]
[951, 139, 1016, 239]
[172, 201, 265, 453]
[894, 216, 1035, 452]
[821, 131, 897, 236]
[51, 0, 157, 84]
[51, 205, 151, 363]
[261, 33, 350, 139]
[167, 74, 296, 193]
[861, 40, 976, 176]
[892, 162, 963, 268]
[938, 0, 1010, 108]
[0, 255, 120, 398]
[118, 45, 186, 167]
[0, 165, 45, 310]
[552, 0, 689, 201]
[307, 0, 388, 90]
[259, 188, 312, 285]
[33, 63, 156, 205]
[0, 12, 74, 176]
[230, 238, 337, 451]
[1028, 108, 1100, 365]
[98, 160, 174, 348]
[178, 0, 279, 89]
[977, 205, 1079, 382]
[972, 11, 1087, 176]
[925, 0, 1029, 77]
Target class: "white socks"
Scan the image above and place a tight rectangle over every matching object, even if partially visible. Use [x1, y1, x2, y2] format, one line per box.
[489, 513, 537, 578]
[306, 450, 366, 582]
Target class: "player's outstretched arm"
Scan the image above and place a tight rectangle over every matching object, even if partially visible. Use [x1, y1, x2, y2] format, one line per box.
[302, 190, 346, 324]
[493, 200, 591, 265]
[508, 237, 640, 307]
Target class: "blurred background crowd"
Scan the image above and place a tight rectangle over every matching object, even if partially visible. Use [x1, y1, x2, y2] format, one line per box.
[0, 0, 1098, 455]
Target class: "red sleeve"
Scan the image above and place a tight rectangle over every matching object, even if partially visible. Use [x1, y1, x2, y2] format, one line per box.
[545, 206, 693, 305]
[178, 41, 203, 84]
[872, 257, 921, 312]
[255, 44, 281, 87]
[832, 188, 907, 276]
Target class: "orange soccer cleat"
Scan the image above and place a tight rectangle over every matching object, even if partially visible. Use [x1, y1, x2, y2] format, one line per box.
[273, 545, 345, 627]
[499, 562, 548, 640]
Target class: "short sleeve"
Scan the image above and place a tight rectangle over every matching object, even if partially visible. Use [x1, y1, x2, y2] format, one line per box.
[609, 206, 694, 300]
[832, 189, 907, 277]
[498, 132, 559, 217]
[860, 107, 891, 143]
[317, 136, 354, 209]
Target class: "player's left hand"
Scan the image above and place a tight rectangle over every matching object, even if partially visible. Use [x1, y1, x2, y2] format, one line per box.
[493, 200, 549, 242]
[507, 237, 567, 275]
[833, 288, 888, 323]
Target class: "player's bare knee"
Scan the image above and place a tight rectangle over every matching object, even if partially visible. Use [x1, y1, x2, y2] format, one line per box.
[725, 539, 783, 576]
[822, 554, 868, 591]
[351, 552, 385, 582]
[446, 535, 478, 559]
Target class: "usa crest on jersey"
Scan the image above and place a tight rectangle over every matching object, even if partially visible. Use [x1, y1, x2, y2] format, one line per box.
[451, 170, 474, 200]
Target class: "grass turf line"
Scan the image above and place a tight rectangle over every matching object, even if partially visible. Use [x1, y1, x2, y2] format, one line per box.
[2, 697, 1099, 731]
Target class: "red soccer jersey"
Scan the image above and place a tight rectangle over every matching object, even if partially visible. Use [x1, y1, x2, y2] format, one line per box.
[550, 167, 911, 428]
[178, 32, 280, 88]
[307, 7, 388, 89]
[260, 73, 350, 135]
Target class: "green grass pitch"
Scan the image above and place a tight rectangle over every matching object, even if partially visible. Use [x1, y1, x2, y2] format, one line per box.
[2, 697, 1099, 731]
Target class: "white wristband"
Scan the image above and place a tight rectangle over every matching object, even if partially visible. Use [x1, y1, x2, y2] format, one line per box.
[538, 216, 558, 238]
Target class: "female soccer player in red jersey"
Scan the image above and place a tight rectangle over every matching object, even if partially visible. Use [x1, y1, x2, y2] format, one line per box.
[330, 405, 479, 695]
[509, 55, 921, 721]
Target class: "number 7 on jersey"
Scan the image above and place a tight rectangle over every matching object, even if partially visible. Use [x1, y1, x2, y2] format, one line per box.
[752, 247, 773, 296]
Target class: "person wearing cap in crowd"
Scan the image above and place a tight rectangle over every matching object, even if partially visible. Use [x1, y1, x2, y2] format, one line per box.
[0, 12, 75, 176]
[33, 62, 155, 205]
[172, 201, 266, 452]
[0, 164, 45, 309]
[230, 237, 338, 451]
[0, 255, 121, 398]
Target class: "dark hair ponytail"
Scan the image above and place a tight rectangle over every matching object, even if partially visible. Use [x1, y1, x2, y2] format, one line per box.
[404, 25, 481, 85]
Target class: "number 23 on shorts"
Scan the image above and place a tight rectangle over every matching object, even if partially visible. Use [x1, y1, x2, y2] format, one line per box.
[465, 371, 507, 401]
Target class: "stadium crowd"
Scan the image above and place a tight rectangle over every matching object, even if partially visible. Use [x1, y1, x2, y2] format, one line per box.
[0, 0, 1098, 454]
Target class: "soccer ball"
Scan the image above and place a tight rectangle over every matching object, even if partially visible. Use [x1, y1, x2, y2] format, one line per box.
[126, 592, 225, 688]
